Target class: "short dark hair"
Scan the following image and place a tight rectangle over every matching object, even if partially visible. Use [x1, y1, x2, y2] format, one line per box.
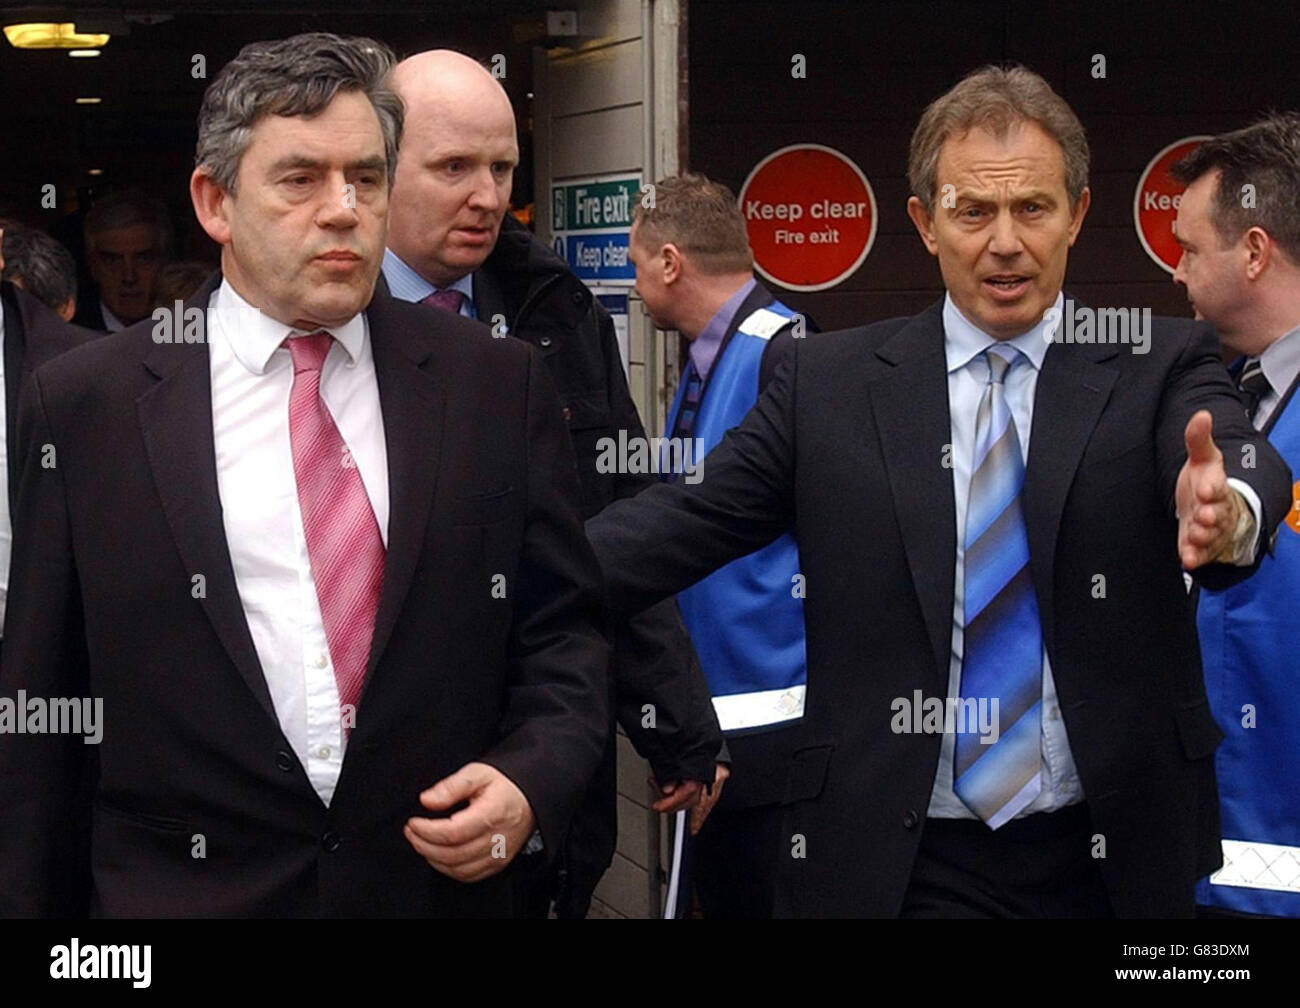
[909, 65, 1090, 213]
[1170, 112, 1300, 263]
[2, 223, 78, 311]
[196, 32, 403, 194]
[632, 173, 753, 274]
[83, 187, 173, 258]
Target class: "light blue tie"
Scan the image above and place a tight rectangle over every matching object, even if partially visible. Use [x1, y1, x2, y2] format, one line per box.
[954, 345, 1043, 828]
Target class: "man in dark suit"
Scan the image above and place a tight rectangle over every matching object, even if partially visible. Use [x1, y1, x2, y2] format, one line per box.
[0, 32, 609, 918]
[0, 237, 100, 652]
[1, 223, 81, 321]
[383, 49, 721, 918]
[587, 65, 1293, 917]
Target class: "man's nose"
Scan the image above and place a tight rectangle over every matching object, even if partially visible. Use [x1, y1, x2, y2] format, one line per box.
[1172, 252, 1187, 286]
[316, 175, 361, 227]
[987, 210, 1023, 256]
[121, 257, 139, 283]
[467, 168, 503, 210]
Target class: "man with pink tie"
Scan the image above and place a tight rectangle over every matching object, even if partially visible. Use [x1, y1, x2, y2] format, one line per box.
[0, 32, 610, 918]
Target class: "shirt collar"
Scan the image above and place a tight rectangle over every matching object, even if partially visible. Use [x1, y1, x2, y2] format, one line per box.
[943, 291, 1060, 375]
[100, 300, 127, 332]
[382, 248, 474, 308]
[1257, 322, 1300, 399]
[690, 277, 757, 380]
[213, 278, 367, 375]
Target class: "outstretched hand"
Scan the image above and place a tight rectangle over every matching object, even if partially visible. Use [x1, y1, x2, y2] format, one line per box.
[1176, 410, 1246, 569]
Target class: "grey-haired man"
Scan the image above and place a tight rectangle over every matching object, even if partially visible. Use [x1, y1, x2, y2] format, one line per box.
[0, 32, 609, 918]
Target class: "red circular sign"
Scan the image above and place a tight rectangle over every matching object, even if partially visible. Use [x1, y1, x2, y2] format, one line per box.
[1133, 136, 1210, 274]
[738, 144, 877, 292]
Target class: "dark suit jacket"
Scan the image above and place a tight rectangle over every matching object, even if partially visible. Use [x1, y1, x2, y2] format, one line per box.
[70, 296, 108, 334]
[0, 272, 610, 917]
[587, 297, 1293, 917]
[1, 282, 100, 511]
[474, 217, 720, 915]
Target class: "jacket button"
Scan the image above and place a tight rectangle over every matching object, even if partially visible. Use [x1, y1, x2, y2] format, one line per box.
[902, 810, 919, 830]
[571, 291, 584, 304]
[322, 831, 341, 853]
[275, 750, 294, 772]
[561, 406, 572, 421]
[539, 335, 553, 348]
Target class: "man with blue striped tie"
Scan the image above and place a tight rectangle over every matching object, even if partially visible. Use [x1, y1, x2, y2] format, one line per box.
[585, 65, 1293, 917]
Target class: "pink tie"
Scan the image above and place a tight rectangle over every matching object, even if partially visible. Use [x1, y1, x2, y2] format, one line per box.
[421, 288, 465, 314]
[285, 331, 385, 730]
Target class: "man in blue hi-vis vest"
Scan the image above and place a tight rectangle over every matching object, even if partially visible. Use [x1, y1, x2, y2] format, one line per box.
[629, 174, 814, 917]
[1172, 114, 1300, 918]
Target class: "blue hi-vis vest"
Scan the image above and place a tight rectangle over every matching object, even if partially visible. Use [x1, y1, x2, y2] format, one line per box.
[1195, 387, 1300, 916]
[663, 301, 808, 732]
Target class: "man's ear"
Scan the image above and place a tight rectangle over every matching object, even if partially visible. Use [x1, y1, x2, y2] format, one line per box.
[661, 242, 684, 285]
[191, 168, 232, 247]
[906, 196, 939, 256]
[1067, 187, 1091, 246]
[1243, 226, 1271, 280]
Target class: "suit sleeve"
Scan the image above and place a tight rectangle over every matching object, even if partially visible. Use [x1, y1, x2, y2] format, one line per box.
[594, 299, 721, 783]
[0, 371, 93, 916]
[758, 313, 818, 392]
[479, 347, 611, 857]
[586, 345, 800, 615]
[1156, 320, 1292, 591]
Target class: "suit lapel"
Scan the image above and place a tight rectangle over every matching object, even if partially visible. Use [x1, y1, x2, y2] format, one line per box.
[360, 292, 446, 689]
[137, 274, 276, 719]
[1022, 336, 1118, 652]
[868, 301, 956, 687]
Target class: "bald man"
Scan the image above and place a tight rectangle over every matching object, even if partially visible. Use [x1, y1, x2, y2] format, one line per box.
[384, 50, 723, 919]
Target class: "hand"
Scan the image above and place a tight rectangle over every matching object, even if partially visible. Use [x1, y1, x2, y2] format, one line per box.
[650, 777, 704, 815]
[1176, 410, 1246, 569]
[690, 762, 729, 836]
[404, 761, 535, 883]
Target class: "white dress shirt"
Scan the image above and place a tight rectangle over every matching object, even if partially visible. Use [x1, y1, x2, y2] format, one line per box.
[208, 281, 389, 805]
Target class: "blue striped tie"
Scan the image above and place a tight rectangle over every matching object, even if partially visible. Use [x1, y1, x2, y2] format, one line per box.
[954, 345, 1043, 828]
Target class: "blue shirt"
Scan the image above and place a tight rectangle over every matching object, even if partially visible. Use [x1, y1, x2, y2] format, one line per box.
[381, 249, 476, 319]
[689, 278, 757, 382]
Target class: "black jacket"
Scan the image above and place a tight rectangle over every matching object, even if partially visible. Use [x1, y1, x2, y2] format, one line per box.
[0, 273, 611, 917]
[588, 300, 1292, 916]
[2, 282, 101, 510]
[476, 216, 721, 916]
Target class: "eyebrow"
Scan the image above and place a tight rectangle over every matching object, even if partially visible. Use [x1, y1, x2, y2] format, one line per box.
[953, 189, 1057, 205]
[429, 151, 519, 165]
[267, 155, 387, 175]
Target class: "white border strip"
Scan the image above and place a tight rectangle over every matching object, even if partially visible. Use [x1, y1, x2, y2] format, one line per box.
[1210, 839, 1300, 893]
